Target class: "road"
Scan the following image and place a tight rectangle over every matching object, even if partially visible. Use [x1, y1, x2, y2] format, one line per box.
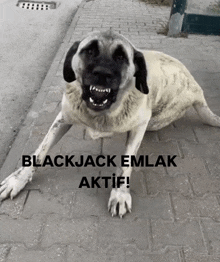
[0, 0, 82, 167]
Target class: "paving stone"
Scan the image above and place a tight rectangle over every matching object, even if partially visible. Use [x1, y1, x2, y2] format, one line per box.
[59, 135, 102, 155]
[102, 133, 127, 155]
[25, 166, 101, 195]
[61, 124, 85, 140]
[0, 190, 27, 219]
[204, 96, 220, 114]
[138, 140, 181, 157]
[151, 219, 206, 252]
[166, 156, 207, 177]
[71, 190, 109, 217]
[125, 245, 181, 262]
[130, 170, 147, 197]
[98, 217, 149, 250]
[200, 219, 220, 254]
[187, 59, 220, 73]
[171, 194, 220, 222]
[22, 190, 74, 218]
[183, 247, 220, 262]
[44, 90, 63, 103]
[145, 171, 192, 196]
[34, 111, 59, 127]
[180, 140, 220, 160]
[0, 214, 44, 248]
[188, 171, 220, 196]
[0, 244, 10, 262]
[41, 102, 60, 114]
[18, 125, 52, 159]
[132, 154, 167, 174]
[6, 244, 65, 262]
[129, 193, 173, 220]
[158, 123, 197, 142]
[41, 214, 98, 250]
[205, 158, 220, 179]
[67, 244, 125, 262]
[191, 71, 220, 86]
[178, 142, 220, 192]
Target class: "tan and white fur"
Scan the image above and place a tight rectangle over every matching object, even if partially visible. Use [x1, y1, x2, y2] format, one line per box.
[1, 31, 220, 218]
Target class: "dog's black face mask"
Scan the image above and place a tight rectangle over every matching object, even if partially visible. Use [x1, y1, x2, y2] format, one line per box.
[80, 40, 128, 111]
[63, 32, 149, 112]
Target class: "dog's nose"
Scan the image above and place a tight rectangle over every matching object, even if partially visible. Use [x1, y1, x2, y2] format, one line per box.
[93, 66, 113, 79]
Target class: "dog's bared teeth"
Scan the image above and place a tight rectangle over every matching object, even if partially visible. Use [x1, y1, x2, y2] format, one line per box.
[91, 86, 111, 93]
[89, 97, 104, 107]
[103, 99, 108, 104]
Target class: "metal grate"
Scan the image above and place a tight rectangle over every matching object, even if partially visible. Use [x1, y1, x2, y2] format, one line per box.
[17, 1, 56, 10]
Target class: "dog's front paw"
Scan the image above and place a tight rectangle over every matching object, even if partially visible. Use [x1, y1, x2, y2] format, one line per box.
[108, 188, 132, 218]
[0, 167, 33, 201]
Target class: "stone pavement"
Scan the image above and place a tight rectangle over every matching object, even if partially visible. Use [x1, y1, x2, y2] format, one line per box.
[1, 0, 220, 261]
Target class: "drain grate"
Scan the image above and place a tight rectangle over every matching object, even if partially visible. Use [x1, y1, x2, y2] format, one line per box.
[17, 1, 56, 10]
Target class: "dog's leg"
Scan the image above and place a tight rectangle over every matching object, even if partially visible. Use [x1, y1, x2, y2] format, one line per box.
[0, 112, 72, 201]
[108, 121, 149, 218]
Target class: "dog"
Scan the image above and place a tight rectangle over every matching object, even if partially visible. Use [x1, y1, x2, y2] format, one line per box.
[1, 30, 220, 218]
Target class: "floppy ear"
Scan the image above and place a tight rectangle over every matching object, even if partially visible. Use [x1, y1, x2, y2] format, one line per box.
[63, 41, 80, 82]
[133, 50, 149, 94]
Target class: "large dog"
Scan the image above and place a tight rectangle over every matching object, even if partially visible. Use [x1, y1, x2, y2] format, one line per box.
[1, 31, 220, 217]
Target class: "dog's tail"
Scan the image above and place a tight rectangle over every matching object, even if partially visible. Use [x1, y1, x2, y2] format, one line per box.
[194, 102, 220, 127]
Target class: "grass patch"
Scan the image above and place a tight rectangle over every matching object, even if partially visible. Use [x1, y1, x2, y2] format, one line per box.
[207, 1, 220, 14]
[157, 21, 188, 37]
[141, 0, 172, 7]
[157, 22, 169, 35]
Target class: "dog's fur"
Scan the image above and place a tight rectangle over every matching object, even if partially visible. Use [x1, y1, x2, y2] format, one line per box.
[1, 31, 220, 217]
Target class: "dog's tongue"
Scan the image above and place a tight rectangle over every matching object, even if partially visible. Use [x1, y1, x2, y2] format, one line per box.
[90, 85, 110, 100]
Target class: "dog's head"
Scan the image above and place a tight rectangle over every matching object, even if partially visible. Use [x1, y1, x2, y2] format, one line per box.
[63, 31, 148, 112]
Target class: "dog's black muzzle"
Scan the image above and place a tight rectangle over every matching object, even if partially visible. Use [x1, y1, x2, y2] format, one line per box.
[82, 66, 120, 112]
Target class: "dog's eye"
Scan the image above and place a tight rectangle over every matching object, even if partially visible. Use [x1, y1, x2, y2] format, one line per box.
[113, 46, 128, 64]
[115, 54, 125, 61]
[87, 49, 95, 56]
[80, 40, 99, 57]
[84, 48, 99, 58]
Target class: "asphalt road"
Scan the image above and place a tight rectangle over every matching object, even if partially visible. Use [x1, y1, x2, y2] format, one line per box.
[0, 0, 82, 167]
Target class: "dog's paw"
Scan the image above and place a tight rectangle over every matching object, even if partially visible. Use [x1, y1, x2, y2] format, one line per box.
[0, 167, 33, 201]
[108, 188, 132, 218]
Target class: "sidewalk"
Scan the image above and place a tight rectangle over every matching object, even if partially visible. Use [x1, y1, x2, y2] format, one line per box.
[1, 0, 220, 261]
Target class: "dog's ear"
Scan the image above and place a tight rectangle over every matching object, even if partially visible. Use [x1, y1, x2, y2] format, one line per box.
[63, 41, 80, 82]
[133, 50, 149, 94]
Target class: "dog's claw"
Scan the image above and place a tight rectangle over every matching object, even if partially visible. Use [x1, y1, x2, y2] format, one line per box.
[108, 188, 132, 218]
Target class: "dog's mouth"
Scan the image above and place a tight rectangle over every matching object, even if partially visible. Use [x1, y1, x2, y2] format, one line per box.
[83, 85, 116, 111]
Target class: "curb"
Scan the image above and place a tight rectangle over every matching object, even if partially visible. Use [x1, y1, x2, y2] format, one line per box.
[0, 0, 87, 178]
